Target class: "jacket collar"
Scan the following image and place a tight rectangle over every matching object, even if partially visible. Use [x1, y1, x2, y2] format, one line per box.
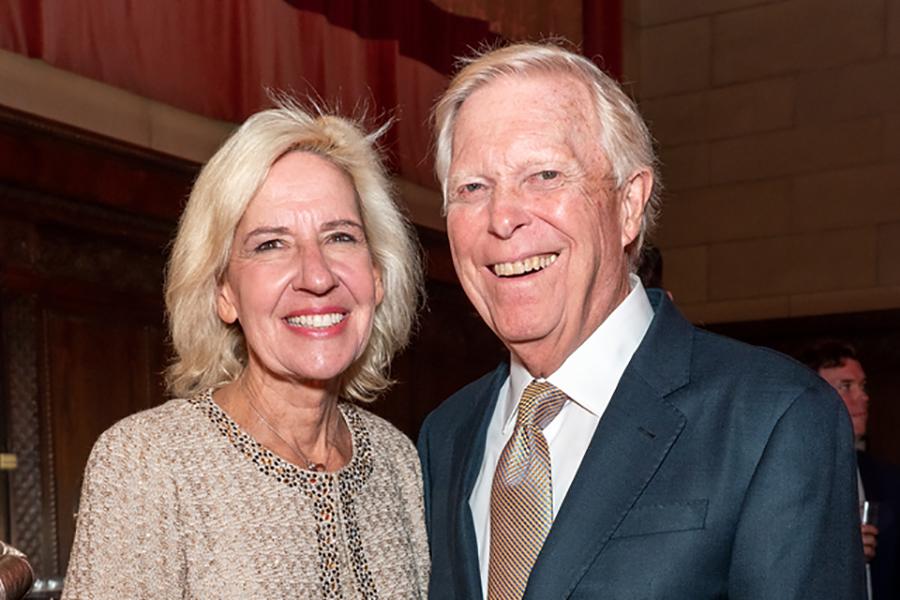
[453, 290, 694, 599]
[526, 290, 693, 598]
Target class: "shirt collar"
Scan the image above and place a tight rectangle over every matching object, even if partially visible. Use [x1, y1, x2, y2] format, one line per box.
[502, 276, 654, 433]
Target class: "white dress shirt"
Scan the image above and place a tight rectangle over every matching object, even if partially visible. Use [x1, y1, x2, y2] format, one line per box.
[469, 277, 655, 595]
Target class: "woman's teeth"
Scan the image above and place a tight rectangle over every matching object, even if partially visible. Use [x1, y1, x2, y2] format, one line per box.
[285, 313, 346, 328]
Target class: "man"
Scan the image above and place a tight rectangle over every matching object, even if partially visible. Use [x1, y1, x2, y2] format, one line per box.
[801, 341, 900, 599]
[417, 42, 865, 599]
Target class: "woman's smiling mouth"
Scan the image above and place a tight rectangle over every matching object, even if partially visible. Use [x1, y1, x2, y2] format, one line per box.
[285, 312, 347, 328]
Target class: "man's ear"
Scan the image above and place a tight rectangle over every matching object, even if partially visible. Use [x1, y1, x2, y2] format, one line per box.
[216, 279, 239, 324]
[620, 168, 653, 247]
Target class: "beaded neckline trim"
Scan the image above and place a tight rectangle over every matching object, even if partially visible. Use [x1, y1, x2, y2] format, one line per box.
[190, 388, 379, 598]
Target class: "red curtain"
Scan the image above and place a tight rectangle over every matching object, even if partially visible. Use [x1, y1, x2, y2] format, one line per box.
[0, 0, 619, 185]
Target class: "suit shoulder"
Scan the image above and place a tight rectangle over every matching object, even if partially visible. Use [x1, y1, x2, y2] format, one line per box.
[692, 328, 827, 390]
[681, 328, 846, 427]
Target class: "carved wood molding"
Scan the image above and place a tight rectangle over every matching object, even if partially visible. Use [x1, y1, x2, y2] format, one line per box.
[0, 105, 196, 223]
[1, 295, 51, 575]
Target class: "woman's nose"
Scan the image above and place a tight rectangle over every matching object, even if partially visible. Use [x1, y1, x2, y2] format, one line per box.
[291, 245, 338, 295]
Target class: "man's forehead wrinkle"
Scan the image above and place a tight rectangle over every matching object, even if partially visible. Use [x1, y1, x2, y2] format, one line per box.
[450, 91, 603, 175]
[444, 72, 615, 211]
[458, 71, 596, 126]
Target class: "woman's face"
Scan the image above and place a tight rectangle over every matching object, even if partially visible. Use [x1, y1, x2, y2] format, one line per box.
[217, 151, 383, 386]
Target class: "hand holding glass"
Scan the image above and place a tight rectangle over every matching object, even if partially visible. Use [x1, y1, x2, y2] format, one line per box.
[860, 500, 879, 526]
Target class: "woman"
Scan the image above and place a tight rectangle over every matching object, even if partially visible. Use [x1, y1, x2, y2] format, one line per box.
[63, 102, 428, 598]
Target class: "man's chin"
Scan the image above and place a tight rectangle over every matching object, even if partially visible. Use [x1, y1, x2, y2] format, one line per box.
[490, 322, 553, 348]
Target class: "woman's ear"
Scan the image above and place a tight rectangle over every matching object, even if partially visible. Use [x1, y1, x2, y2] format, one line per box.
[216, 279, 239, 324]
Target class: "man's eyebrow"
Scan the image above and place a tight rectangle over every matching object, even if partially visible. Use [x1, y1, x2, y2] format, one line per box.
[446, 174, 472, 186]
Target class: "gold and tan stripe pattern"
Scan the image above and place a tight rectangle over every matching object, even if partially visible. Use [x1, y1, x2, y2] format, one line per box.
[488, 380, 568, 600]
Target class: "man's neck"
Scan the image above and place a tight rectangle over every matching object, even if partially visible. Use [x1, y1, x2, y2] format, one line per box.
[509, 276, 633, 377]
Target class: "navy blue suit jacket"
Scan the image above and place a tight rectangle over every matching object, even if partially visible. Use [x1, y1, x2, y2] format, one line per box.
[418, 291, 866, 599]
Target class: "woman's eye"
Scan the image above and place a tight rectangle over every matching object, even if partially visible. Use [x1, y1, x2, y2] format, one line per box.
[462, 182, 484, 194]
[328, 231, 359, 244]
[254, 239, 282, 252]
[537, 170, 560, 181]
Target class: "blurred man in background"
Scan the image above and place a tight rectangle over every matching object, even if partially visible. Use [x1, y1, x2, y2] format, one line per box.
[801, 340, 900, 599]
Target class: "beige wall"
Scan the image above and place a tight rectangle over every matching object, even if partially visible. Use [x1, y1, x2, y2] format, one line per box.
[626, 0, 900, 323]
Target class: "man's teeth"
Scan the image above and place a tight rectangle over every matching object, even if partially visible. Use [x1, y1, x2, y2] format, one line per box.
[492, 253, 558, 277]
[285, 313, 346, 328]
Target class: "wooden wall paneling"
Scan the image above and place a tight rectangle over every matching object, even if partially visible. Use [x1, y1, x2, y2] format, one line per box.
[1, 294, 51, 575]
[0, 109, 178, 581]
[43, 301, 167, 571]
[0, 314, 6, 544]
[0, 205, 170, 580]
[1, 284, 168, 582]
[0, 106, 194, 222]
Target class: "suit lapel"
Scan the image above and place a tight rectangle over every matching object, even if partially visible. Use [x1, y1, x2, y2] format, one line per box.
[525, 291, 693, 599]
[448, 364, 508, 598]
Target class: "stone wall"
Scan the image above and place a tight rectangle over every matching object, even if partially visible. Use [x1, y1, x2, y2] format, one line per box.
[625, 0, 900, 323]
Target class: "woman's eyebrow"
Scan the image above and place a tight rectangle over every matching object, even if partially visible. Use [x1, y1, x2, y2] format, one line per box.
[243, 226, 291, 242]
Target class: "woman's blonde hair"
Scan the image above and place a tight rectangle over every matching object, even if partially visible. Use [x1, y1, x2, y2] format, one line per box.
[165, 100, 423, 402]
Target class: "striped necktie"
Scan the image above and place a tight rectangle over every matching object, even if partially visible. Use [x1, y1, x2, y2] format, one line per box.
[488, 380, 568, 600]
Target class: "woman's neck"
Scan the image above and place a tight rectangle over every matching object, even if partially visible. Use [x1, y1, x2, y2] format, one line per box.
[213, 367, 351, 471]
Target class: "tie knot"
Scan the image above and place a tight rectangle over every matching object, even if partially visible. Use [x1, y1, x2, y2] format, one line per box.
[517, 380, 568, 430]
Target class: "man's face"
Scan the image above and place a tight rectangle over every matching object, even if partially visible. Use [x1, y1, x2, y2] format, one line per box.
[819, 358, 869, 438]
[444, 72, 651, 376]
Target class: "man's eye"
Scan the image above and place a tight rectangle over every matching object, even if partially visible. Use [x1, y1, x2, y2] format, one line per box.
[254, 239, 282, 252]
[462, 182, 484, 194]
[527, 170, 563, 188]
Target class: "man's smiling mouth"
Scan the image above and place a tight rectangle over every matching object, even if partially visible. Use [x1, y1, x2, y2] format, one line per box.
[491, 253, 558, 277]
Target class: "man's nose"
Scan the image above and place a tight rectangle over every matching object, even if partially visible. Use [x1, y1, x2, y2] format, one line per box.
[487, 184, 530, 239]
[291, 245, 338, 295]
